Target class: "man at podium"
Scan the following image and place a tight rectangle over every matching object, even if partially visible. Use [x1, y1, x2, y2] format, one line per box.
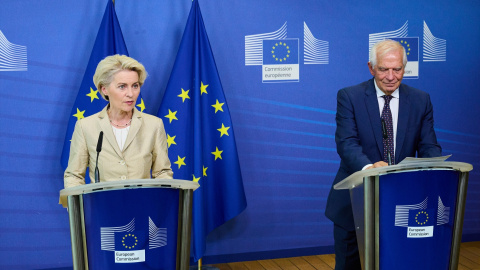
[325, 39, 442, 270]
[64, 55, 173, 188]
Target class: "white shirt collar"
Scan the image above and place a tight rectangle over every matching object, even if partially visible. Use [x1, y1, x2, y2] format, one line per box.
[374, 80, 400, 99]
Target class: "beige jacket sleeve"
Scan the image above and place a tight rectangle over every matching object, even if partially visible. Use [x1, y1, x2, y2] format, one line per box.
[151, 114, 174, 179]
[64, 120, 89, 188]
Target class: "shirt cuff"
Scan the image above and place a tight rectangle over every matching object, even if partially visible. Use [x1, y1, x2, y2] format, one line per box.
[362, 164, 373, 171]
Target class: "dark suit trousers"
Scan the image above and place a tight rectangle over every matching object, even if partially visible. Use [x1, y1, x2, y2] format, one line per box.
[334, 224, 361, 270]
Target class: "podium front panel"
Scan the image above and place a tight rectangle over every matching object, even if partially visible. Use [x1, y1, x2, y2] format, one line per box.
[82, 187, 180, 270]
[378, 170, 459, 270]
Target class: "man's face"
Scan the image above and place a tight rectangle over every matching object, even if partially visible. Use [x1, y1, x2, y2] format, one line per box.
[368, 49, 405, 95]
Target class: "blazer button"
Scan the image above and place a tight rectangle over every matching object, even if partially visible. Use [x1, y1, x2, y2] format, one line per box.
[121, 175, 126, 180]
[119, 160, 126, 165]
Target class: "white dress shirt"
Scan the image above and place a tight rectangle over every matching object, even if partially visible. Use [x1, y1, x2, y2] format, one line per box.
[374, 80, 399, 152]
[112, 126, 130, 151]
[362, 80, 399, 170]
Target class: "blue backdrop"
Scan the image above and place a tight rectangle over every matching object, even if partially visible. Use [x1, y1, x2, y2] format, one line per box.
[1, 0, 479, 269]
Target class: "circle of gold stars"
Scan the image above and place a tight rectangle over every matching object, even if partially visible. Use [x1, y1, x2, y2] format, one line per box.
[122, 233, 138, 249]
[415, 211, 429, 225]
[165, 81, 230, 187]
[400, 40, 411, 56]
[271, 42, 290, 62]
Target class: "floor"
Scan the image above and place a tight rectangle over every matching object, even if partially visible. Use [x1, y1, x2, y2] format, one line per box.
[209, 241, 480, 270]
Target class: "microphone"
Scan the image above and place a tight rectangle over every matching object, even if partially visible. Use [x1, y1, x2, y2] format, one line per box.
[381, 119, 392, 166]
[95, 131, 103, 183]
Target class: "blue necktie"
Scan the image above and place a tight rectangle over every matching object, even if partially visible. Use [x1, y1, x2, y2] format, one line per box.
[381, 95, 395, 165]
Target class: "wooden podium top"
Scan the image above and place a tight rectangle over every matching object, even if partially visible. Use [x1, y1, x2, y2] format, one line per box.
[59, 179, 199, 207]
[334, 160, 473, 190]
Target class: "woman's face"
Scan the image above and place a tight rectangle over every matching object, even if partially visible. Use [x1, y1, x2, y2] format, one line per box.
[101, 70, 140, 113]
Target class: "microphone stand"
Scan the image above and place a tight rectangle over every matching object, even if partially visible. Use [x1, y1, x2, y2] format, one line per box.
[95, 131, 103, 183]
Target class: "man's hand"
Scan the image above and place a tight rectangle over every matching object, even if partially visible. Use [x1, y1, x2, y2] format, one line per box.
[365, 161, 389, 169]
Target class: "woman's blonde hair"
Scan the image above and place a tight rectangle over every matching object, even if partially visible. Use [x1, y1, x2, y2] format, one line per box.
[93, 55, 147, 101]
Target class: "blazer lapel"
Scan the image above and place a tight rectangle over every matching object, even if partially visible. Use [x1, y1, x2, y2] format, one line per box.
[123, 107, 142, 152]
[365, 79, 383, 157]
[98, 106, 123, 157]
[396, 85, 410, 163]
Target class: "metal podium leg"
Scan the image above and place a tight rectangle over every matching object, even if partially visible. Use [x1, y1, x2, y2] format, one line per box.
[364, 176, 376, 270]
[449, 172, 469, 270]
[67, 195, 87, 270]
[177, 189, 193, 270]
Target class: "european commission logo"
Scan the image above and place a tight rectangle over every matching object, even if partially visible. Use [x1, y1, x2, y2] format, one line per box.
[369, 21, 446, 79]
[101, 218, 167, 263]
[262, 39, 299, 82]
[245, 22, 329, 83]
[0, 30, 27, 71]
[394, 197, 451, 238]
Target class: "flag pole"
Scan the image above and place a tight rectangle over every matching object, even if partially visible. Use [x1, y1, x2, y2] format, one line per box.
[198, 258, 202, 269]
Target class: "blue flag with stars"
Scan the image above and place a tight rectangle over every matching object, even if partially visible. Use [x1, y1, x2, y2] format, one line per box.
[157, 0, 247, 261]
[61, 0, 145, 173]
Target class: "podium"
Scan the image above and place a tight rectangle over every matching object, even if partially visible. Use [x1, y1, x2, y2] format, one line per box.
[59, 179, 199, 270]
[334, 161, 472, 270]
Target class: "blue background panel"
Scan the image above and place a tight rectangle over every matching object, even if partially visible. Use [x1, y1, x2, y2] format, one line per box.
[0, 0, 479, 269]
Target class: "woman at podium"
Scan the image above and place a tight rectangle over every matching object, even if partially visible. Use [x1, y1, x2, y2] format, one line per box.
[64, 55, 173, 188]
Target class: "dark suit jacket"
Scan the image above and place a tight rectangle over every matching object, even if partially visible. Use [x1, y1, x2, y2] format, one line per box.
[325, 78, 442, 230]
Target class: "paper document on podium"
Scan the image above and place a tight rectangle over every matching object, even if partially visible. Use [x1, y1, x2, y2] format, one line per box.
[398, 155, 452, 165]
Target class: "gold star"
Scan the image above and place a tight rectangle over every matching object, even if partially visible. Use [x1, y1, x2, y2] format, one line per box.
[86, 87, 99, 102]
[136, 98, 146, 112]
[211, 147, 223, 160]
[174, 156, 186, 169]
[211, 99, 224, 113]
[166, 134, 176, 148]
[192, 174, 200, 183]
[203, 166, 208, 177]
[165, 109, 178, 123]
[217, 123, 230, 137]
[178, 88, 190, 103]
[73, 108, 85, 120]
[200, 81, 208, 95]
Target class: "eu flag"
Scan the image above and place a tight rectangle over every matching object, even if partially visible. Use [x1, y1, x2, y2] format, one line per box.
[114, 230, 147, 251]
[262, 39, 299, 65]
[60, 0, 145, 175]
[408, 208, 435, 227]
[157, 0, 247, 261]
[391, 37, 419, 62]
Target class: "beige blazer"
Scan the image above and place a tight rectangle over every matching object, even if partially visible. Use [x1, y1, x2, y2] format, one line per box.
[64, 105, 173, 188]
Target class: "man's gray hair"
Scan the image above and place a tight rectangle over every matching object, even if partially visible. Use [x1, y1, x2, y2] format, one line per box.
[369, 39, 407, 68]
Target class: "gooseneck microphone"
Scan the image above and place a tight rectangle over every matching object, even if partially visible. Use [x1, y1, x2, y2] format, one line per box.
[381, 119, 392, 166]
[94, 131, 103, 183]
